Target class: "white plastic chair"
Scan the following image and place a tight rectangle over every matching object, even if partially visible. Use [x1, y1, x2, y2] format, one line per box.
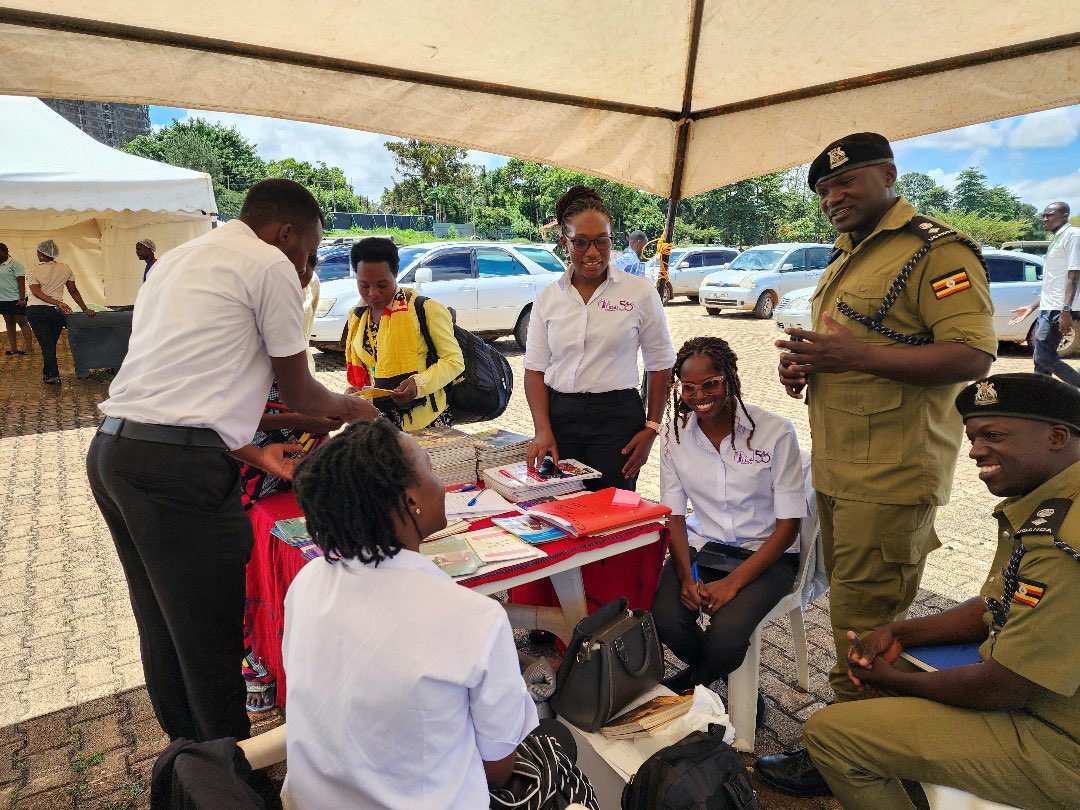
[922, 784, 1021, 810]
[727, 451, 819, 752]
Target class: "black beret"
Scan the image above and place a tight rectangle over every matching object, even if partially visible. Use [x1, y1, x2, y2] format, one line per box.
[808, 132, 894, 190]
[956, 373, 1080, 434]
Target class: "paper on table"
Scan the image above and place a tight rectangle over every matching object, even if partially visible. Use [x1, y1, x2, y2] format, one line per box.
[464, 526, 547, 563]
[445, 488, 517, 518]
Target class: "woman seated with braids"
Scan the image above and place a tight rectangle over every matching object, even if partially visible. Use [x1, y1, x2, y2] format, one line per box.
[282, 420, 596, 810]
[652, 336, 808, 705]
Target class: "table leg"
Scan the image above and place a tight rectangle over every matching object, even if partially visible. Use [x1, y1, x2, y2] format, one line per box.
[503, 603, 573, 642]
[549, 568, 588, 630]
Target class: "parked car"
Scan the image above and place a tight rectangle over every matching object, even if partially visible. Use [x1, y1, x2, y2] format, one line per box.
[1001, 240, 1050, 256]
[772, 249, 1077, 354]
[643, 246, 740, 304]
[698, 243, 831, 318]
[310, 241, 565, 350]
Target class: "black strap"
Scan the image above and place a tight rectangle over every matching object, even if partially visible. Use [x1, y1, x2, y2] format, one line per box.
[834, 216, 989, 346]
[411, 295, 441, 412]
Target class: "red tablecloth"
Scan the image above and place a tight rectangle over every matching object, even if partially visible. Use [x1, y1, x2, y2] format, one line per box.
[245, 491, 668, 708]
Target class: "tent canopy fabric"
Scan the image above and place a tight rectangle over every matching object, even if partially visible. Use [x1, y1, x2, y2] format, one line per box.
[0, 97, 214, 305]
[0, 2, 1077, 199]
[0, 96, 215, 215]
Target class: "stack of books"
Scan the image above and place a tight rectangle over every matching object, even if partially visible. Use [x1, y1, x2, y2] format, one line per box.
[471, 428, 530, 479]
[600, 694, 694, 740]
[481, 460, 600, 503]
[420, 527, 547, 577]
[415, 426, 479, 487]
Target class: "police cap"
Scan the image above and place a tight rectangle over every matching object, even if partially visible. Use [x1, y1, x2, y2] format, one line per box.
[956, 372, 1080, 434]
[808, 132, 894, 191]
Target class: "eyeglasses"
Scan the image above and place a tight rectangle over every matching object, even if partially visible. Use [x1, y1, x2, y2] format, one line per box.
[566, 236, 614, 252]
[674, 375, 725, 397]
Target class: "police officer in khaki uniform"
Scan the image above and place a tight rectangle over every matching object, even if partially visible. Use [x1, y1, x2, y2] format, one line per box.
[760, 133, 996, 795]
[801, 373, 1080, 809]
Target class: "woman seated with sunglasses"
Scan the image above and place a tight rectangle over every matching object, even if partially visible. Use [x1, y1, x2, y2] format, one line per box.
[653, 336, 807, 700]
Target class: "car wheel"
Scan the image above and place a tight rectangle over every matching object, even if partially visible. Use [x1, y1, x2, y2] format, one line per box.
[659, 283, 674, 306]
[1060, 323, 1080, 357]
[753, 292, 776, 319]
[514, 306, 531, 350]
[705, 307, 721, 316]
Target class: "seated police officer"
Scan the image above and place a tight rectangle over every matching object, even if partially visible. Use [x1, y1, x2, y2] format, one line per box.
[802, 373, 1080, 810]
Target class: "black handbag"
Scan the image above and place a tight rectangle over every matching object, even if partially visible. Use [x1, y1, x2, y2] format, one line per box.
[550, 597, 663, 732]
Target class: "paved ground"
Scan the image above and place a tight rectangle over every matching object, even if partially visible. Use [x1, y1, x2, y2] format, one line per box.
[0, 302, 1062, 808]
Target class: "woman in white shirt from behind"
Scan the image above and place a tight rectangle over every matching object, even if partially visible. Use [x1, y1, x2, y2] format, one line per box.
[653, 336, 807, 696]
[283, 420, 595, 809]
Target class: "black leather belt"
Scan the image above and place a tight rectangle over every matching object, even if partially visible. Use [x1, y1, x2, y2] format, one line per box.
[98, 416, 227, 449]
[549, 388, 640, 405]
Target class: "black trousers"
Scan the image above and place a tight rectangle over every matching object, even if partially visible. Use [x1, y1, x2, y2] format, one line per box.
[548, 389, 645, 491]
[86, 431, 253, 742]
[652, 546, 797, 685]
[25, 304, 66, 378]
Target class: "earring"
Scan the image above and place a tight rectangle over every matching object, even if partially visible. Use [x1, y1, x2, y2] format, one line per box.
[415, 507, 421, 515]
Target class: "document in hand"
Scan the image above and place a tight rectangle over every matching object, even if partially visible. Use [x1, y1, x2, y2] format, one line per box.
[525, 488, 671, 538]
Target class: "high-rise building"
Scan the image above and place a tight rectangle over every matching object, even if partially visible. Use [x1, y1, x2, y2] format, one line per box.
[41, 99, 151, 148]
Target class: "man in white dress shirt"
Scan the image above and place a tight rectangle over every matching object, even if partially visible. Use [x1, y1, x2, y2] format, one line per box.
[86, 179, 376, 744]
[1011, 201, 1080, 387]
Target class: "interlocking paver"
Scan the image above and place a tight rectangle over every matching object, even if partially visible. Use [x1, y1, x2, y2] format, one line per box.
[2, 306, 1074, 808]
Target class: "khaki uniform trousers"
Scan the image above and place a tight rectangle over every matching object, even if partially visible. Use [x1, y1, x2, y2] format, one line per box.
[805, 697, 1079, 810]
[818, 493, 937, 701]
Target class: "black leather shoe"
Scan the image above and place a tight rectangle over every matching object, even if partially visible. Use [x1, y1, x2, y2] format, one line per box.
[754, 747, 832, 797]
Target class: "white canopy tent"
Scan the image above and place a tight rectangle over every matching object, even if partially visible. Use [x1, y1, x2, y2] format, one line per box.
[0, 96, 215, 306]
[0, 1, 1075, 227]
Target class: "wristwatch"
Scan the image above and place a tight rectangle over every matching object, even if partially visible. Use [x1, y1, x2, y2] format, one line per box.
[645, 420, 662, 434]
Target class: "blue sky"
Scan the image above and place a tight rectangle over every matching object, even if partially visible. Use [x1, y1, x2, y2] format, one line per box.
[150, 104, 1080, 210]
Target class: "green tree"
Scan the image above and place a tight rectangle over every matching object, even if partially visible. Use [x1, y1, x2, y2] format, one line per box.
[383, 140, 470, 215]
[896, 172, 952, 212]
[930, 208, 1029, 245]
[124, 118, 267, 190]
[265, 158, 370, 216]
[952, 167, 991, 214]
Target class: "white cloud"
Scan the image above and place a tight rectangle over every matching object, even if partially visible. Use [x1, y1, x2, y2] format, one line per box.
[1007, 107, 1080, 149]
[898, 121, 1010, 152]
[173, 109, 506, 200]
[1011, 169, 1080, 211]
[927, 168, 960, 190]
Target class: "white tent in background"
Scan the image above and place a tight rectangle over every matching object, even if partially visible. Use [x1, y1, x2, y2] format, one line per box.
[0, 1, 1076, 218]
[0, 97, 215, 306]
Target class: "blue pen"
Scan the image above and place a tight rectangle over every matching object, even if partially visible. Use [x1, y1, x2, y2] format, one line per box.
[460, 485, 478, 492]
[691, 562, 709, 629]
[466, 493, 480, 507]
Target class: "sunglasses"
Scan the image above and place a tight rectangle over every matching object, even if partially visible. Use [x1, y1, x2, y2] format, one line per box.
[674, 375, 725, 398]
[566, 236, 614, 251]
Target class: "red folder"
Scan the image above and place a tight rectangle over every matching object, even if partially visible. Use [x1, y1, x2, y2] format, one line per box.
[525, 488, 671, 538]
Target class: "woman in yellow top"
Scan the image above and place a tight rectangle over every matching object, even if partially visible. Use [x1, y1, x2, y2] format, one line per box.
[344, 237, 465, 431]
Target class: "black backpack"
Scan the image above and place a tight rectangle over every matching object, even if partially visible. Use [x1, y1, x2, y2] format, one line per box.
[622, 725, 759, 810]
[414, 295, 513, 424]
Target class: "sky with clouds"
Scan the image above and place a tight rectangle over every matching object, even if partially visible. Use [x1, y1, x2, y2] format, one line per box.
[149, 104, 1080, 211]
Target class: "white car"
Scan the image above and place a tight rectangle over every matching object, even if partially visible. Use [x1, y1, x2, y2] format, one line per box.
[772, 249, 1073, 352]
[310, 241, 565, 350]
[698, 243, 832, 318]
[643, 246, 740, 303]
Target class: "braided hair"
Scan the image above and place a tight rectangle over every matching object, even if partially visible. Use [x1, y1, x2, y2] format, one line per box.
[555, 185, 612, 233]
[293, 419, 422, 565]
[666, 336, 756, 450]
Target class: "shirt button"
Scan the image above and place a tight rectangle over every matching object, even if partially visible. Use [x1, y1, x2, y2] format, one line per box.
[860, 285, 867, 292]
[856, 404, 865, 413]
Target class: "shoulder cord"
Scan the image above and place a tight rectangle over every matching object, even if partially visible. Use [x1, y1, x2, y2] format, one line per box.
[985, 538, 1080, 628]
[834, 232, 989, 346]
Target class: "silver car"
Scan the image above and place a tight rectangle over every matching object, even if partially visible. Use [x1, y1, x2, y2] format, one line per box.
[643, 246, 740, 304]
[698, 243, 832, 318]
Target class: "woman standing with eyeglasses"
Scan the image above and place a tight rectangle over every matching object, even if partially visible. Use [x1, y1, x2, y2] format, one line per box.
[652, 337, 807, 702]
[523, 185, 675, 490]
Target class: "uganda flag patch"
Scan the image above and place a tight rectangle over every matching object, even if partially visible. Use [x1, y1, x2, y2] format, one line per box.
[1012, 578, 1046, 608]
[931, 270, 971, 299]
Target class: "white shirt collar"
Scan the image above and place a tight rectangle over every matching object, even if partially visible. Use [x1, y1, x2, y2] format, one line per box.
[686, 404, 756, 451]
[343, 547, 450, 580]
[557, 263, 625, 292]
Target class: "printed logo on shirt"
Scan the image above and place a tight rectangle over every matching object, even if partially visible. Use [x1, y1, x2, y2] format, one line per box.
[597, 298, 634, 312]
[1011, 578, 1046, 608]
[733, 449, 772, 465]
[930, 269, 971, 299]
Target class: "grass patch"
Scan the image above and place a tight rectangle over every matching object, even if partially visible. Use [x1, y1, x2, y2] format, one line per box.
[71, 750, 105, 772]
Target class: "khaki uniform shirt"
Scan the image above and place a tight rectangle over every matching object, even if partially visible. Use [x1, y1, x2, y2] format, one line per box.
[808, 198, 996, 505]
[979, 461, 1080, 758]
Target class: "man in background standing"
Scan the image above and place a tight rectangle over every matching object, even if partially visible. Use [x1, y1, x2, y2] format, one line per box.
[612, 230, 646, 277]
[136, 238, 157, 282]
[1010, 202, 1080, 387]
[0, 243, 32, 355]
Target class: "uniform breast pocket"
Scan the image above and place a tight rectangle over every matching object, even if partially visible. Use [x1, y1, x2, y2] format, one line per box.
[822, 385, 904, 463]
[836, 282, 890, 343]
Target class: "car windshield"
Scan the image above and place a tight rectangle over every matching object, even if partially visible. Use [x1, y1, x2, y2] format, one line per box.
[727, 249, 786, 271]
[398, 246, 432, 271]
[315, 260, 352, 282]
[516, 246, 565, 273]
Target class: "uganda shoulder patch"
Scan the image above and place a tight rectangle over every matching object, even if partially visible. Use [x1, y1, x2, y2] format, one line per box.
[1012, 577, 1046, 608]
[1018, 499, 1072, 535]
[931, 269, 971, 299]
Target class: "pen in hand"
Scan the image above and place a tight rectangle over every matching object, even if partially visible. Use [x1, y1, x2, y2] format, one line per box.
[692, 562, 710, 629]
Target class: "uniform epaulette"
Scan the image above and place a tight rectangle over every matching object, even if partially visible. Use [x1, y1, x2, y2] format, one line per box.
[1016, 499, 1072, 536]
[904, 215, 956, 244]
